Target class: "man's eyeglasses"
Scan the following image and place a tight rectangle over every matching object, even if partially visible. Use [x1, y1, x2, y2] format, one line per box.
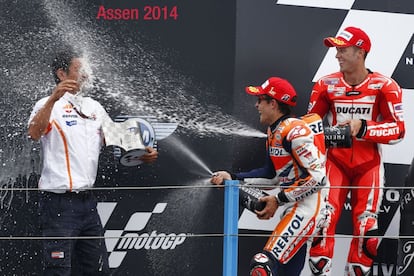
[256, 95, 273, 104]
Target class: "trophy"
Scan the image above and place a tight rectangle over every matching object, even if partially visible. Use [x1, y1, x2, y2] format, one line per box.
[102, 119, 146, 166]
[102, 115, 178, 166]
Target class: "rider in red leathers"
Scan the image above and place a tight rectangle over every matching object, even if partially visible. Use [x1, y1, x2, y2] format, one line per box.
[307, 26, 405, 276]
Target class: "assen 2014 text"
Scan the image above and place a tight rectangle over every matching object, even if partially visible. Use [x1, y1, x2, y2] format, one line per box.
[96, 5, 178, 21]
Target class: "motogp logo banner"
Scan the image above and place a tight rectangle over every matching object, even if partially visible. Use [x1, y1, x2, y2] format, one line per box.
[97, 202, 188, 269]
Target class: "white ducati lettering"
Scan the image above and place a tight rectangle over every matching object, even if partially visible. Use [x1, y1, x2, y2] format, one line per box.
[369, 127, 399, 137]
[336, 106, 371, 114]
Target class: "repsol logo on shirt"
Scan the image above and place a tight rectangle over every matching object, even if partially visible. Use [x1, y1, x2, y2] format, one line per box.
[66, 120, 77, 127]
[272, 214, 304, 258]
[336, 106, 371, 115]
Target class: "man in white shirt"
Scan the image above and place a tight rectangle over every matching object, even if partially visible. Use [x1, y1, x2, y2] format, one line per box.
[28, 48, 158, 275]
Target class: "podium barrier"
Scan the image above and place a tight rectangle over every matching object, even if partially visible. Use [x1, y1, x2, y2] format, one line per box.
[398, 158, 414, 276]
[223, 180, 239, 276]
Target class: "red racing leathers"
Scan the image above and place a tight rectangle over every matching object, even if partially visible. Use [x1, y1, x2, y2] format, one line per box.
[307, 71, 405, 275]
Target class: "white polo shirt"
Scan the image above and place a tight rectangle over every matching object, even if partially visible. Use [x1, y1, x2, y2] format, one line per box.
[29, 95, 109, 193]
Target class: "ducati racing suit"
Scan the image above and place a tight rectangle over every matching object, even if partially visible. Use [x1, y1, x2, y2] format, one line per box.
[307, 71, 405, 275]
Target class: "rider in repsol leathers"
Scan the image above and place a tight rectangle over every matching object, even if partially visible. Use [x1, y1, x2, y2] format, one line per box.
[307, 26, 405, 276]
[211, 77, 329, 276]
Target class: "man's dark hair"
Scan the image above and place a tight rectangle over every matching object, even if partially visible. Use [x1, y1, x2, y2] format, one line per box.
[51, 47, 81, 84]
[278, 101, 292, 115]
[262, 95, 293, 115]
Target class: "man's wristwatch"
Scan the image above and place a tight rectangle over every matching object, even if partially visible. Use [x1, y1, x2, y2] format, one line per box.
[275, 193, 285, 206]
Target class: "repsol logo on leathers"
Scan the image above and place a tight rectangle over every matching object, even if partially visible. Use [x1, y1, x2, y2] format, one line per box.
[269, 147, 287, 156]
[272, 214, 304, 258]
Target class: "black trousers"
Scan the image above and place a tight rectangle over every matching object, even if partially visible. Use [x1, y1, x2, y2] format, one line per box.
[39, 191, 111, 276]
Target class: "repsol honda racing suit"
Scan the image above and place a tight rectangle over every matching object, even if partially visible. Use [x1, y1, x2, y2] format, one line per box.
[233, 113, 328, 276]
[307, 71, 405, 276]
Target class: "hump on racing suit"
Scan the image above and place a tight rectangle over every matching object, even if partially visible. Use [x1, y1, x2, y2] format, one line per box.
[269, 113, 327, 205]
[233, 113, 329, 275]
